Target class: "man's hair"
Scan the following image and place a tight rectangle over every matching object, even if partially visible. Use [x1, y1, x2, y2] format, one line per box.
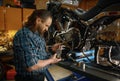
[24, 9, 52, 27]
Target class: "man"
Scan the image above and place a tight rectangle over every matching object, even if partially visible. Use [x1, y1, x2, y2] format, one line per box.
[13, 9, 61, 81]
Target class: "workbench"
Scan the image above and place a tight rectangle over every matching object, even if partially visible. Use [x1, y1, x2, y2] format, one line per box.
[57, 61, 120, 81]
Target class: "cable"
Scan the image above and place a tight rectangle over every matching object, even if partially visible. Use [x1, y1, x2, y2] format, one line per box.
[81, 51, 93, 62]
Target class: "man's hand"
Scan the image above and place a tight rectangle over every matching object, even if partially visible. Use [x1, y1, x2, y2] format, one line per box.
[52, 43, 62, 52]
[50, 54, 62, 64]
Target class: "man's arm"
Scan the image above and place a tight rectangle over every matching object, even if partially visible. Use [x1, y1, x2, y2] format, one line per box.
[27, 54, 61, 72]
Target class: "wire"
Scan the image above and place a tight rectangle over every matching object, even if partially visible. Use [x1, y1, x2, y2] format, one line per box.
[81, 51, 93, 62]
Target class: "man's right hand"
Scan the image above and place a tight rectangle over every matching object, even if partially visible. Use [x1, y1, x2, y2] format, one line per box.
[50, 53, 61, 64]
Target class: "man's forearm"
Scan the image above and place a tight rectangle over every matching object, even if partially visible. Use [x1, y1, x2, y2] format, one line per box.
[27, 59, 52, 72]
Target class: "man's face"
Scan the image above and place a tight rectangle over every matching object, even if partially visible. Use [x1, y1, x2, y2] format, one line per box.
[37, 17, 52, 35]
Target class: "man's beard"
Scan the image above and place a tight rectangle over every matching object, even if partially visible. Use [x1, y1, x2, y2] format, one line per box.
[37, 25, 42, 35]
[37, 27, 46, 37]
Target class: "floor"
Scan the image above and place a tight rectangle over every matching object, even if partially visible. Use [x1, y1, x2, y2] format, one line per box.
[5, 64, 72, 81]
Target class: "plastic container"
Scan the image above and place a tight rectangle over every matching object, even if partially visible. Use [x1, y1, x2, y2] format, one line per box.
[6, 69, 16, 80]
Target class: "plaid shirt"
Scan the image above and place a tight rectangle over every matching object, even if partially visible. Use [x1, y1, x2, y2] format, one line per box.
[13, 27, 50, 76]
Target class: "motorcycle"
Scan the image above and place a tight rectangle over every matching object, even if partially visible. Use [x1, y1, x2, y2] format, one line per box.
[46, 0, 120, 70]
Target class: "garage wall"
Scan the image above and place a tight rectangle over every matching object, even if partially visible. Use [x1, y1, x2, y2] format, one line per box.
[78, 0, 98, 10]
[35, 0, 48, 9]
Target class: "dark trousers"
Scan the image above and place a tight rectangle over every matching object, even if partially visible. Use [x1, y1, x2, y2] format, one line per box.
[15, 74, 45, 81]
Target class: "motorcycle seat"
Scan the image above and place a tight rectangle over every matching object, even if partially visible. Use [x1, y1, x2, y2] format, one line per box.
[76, 0, 120, 21]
